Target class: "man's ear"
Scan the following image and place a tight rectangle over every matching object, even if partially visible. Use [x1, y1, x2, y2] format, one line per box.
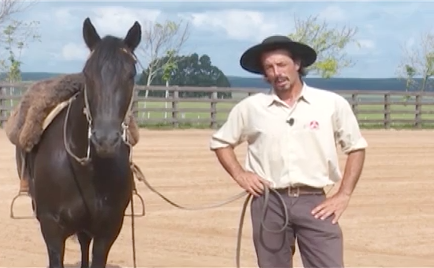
[262, 75, 271, 84]
[294, 58, 301, 71]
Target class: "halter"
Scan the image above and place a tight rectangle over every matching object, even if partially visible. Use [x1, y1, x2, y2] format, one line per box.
[63, 47, 137, 165]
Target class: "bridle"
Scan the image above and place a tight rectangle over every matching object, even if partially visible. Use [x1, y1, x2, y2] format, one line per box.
[61, 46, 142, 268]
[63, 47, 137, 166]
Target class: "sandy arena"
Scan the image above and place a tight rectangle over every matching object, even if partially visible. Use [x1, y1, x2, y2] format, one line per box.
[0, 129, 433, 267]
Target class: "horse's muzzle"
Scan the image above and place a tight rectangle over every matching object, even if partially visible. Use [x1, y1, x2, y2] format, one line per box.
[90, 129, 122, 157]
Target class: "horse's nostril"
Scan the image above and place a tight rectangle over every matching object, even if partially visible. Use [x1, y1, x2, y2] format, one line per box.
[91, 129, 121, 148]
[108, 132, 121, 145]
[91, 130, 105, 143]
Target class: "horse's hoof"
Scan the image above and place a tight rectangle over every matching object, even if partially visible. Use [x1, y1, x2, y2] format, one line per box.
[125, 191, 145, 217]
[10, 192, 35, 219]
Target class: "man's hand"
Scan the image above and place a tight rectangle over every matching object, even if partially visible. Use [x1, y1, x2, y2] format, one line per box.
[311, 192, 351, 224]
[311, 148, 365, 224]
[234, 171, 270, 197]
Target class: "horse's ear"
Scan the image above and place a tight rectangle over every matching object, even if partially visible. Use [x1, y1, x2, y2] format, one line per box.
[83, 17, 101, 51]
[124, 21, 141, 51]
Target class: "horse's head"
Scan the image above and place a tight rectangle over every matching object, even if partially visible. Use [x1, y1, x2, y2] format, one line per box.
[81, 17, 141, 158]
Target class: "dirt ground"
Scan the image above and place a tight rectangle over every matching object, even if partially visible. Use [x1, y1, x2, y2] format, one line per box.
[0, 129, 433, 267]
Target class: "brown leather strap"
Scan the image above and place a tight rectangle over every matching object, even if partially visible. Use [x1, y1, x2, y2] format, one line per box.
[276, 186, 325, 196]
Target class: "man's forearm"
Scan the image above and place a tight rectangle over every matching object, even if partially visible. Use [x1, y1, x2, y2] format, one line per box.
[338, 148, 366, 196]
[214, 146, 245, 180]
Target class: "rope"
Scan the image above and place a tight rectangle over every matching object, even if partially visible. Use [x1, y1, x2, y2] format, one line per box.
[59, 70, 289, 268]
[130, 186, 137, 268]
[131, 163, 289, 268]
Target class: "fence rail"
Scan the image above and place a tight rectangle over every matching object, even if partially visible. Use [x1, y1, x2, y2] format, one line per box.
[1, 81, 434, 129]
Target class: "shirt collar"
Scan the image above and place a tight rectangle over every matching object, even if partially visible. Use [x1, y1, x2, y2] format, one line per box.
[266, 82, 312, 107]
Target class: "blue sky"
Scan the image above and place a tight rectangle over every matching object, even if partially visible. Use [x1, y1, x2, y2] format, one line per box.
[6, 0, 432, 78]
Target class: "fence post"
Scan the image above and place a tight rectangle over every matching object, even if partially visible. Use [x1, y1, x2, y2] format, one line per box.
[210, 89, 217, 129]
[415, 93, 421, 128]
[0, 87, 6, 128]
[132, 87, 139, 120]
[351, 93, 358, 119]
[384, 93, 390, 129]
[172, 88, 179, 128]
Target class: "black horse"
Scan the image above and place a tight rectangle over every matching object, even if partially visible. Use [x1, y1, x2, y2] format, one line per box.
[15, 18, 141, 268]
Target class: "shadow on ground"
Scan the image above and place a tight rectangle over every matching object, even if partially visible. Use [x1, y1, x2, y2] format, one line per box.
[64, 261, 122, 268]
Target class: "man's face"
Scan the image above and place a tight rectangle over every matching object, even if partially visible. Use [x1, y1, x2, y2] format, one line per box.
[261, 49, 300, 92]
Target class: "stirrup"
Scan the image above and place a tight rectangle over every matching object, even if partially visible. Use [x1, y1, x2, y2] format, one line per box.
[10, 190, 35, 219]
[125, 189, 145, 217]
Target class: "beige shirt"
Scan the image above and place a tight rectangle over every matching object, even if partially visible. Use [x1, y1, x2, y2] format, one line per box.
[209, 83, 368, 189]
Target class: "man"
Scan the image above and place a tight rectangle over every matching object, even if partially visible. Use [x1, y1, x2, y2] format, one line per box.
[209, 35, 367, 268]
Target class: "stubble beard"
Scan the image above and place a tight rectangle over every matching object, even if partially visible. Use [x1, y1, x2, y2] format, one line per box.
[274, 78, 292, 92]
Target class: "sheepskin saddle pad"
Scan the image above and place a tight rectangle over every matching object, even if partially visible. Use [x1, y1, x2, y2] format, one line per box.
[4, 73, 140, 152]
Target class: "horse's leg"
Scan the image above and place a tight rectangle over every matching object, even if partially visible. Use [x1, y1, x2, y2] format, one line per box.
[90, 219, 124, 268]
[77, 232, 92, 268]
[39, 216, 67, 268]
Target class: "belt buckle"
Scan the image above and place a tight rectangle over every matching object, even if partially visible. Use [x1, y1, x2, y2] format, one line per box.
[288, 186, 300, 197]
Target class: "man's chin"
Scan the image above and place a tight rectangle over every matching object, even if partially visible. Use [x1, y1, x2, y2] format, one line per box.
[274, 80, 291, 89]
[274, 84, 291, 91]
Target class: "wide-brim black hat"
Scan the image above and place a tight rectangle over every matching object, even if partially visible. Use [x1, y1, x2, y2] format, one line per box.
[240, 35, 317, 75]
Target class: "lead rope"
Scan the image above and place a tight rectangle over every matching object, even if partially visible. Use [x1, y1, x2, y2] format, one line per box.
[120, 118, 138, 268]
[61, 88, 333, 268]
[63, 92, 91, 165]
[131, 161, 336, 268]
[130, 163, 289, 268]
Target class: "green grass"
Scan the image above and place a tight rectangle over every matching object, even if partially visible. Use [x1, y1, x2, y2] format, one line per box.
[134, 93, 434, 129]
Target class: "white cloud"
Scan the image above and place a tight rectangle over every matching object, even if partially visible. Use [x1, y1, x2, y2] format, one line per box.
[61, 42, 88, 61]
[54, 8, 76, 26]
[52, 6, 161, 37]
[53, 6, 161, 61]
[380, 3, 422, 19]
[405, 37, 415, 50]
[345, 38, 376, 56]
[359, 39, 375, 49]
[182, 9, 292, 42]
[89, 6, 161, 37]
[318, 5, 347, 22]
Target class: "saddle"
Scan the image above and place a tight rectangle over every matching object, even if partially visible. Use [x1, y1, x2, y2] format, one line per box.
[4, 73, 140, 152]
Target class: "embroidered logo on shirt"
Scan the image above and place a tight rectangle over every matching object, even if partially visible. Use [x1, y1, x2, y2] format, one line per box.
[309, 120, 319, 129]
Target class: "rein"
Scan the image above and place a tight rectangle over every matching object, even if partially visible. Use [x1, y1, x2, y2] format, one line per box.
[63, 82, 135, 166]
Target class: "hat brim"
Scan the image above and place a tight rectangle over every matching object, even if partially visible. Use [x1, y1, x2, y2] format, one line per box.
[240, 41, 317, 75]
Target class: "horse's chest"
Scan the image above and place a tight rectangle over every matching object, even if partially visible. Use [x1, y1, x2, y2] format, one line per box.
[92, 193, 123, 215]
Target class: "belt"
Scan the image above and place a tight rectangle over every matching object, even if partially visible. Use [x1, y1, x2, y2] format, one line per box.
[276, 185, 325, 197]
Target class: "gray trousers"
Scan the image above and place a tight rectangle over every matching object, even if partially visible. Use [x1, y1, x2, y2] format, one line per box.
[250, 187, 344, 268]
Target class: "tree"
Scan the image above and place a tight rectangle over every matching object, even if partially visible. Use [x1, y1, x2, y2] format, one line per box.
[137, 19, 190, 112]
[139, 53, 231, 98]
[288, 15, 359, 78]
[1, 20, 40, 81]
[397, 31, 434, 93]
[161, 49, 178, 119]
[0, 0, 40, 106]
[139, 19, 190, 86]
[0, 0, 40, 77]
[0, 0, 38, 24]
[161, 49, 178, 87]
